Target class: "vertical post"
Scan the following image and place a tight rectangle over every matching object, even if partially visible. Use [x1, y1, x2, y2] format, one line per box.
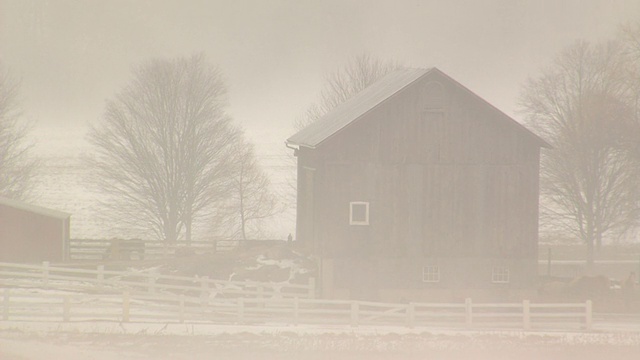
[63, 296, 71, 322]
[97, 265, 104, 290]
[3, 289, 9, 321]
[523, 300, 530, 330]
[179, 294, 185, 323]
[147, 270, 157, 293]
[293, 297, 299, 325]
[245, 279, 251, 297]
[122, 291, 130, 323]
[42, 261, 50, 288]
[465, 298, 473, 328]
[406, 303, 415, 328]
[200, 276, 210, 307]
[350, 301, 359, 327]
[258, 286, 264, 308]
[237, 298, 245, 324]
[308, 277, 316, 298]
[585, 300, 593, 330]
[200, 276, 209, 298]
[547, 248, 552, 276]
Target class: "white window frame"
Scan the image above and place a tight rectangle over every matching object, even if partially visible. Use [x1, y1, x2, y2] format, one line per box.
[349, 201, 369, 225]
[492, 266, 510, 283]
[422, 265, 440, 283]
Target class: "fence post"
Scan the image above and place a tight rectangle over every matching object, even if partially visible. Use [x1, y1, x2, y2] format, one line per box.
[465, 298, 473, 328]
[200, 276, 210, 306]
[3, 289, 9, 321]
[63, 296, 71, 322]
[237, 298, 245, 324]
[200, 276, 209, 298]
[245, 279, 251, 296]
[179, 294, 185, 323]
[585, 300, 593, 330]
[122, 291, 130, 323]
[308, 277, 316, 298]
[406, 303, 415, 328]
[293, 297, 299, 325]
[42, 261, 50, 288]
[96, 265, 105, 290]
[522, 300, 530, 330]
[147, 269, 157, 293]
[350, 301, 359, 327]
[258, 286, 264, 308]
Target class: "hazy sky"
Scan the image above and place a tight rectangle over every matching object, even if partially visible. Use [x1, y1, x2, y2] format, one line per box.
[1, 0, 640, 144]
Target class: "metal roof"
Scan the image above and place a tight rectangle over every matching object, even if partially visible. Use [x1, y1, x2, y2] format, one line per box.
[286, 67, 549, 149]
[0, 196, 71, 220]
[287, 68, 432, 148]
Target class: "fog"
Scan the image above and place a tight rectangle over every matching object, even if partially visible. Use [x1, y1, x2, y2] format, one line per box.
[1, 1, 640, 359]
[2, 0, 639, 131]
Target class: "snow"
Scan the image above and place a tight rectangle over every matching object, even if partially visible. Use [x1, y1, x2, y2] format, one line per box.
[1, 322, 640, 360]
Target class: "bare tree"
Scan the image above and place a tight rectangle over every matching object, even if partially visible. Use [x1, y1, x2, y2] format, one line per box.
[287, 55, 403, 236]
[520, 41, 640, 268]
[620, 23, 640, 146]
[87, 55, 240, 244]
[227, 140, 280, 241]
[0, 65, 37, 200]
[294, 53, 402, 130]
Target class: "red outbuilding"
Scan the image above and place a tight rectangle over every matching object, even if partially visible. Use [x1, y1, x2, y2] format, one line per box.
[0, 196, 71, 263]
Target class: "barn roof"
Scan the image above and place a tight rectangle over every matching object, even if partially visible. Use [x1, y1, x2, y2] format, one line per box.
[287, 67, 550, 149]
[0, 196, 71, 220]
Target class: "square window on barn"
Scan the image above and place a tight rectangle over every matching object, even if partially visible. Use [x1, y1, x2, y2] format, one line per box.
[349, 202, 369, 225]
[422, 265, 440, 283]
[492, 266, 510, 283]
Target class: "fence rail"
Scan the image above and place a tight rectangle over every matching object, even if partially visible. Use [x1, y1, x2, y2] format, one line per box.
[67, 238, 289, 261]
[0, 288, 592, 330]
[0, 262, 315, 299]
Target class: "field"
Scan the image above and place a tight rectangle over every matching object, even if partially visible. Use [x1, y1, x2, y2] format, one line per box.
[2, 324, 640, 360]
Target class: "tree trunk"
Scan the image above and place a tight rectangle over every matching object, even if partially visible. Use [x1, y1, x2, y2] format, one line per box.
[240, 211, 247, 241]
[165, 223, 177, 244]
[586, 239, 595, 275]
[185, 214, 192, 246]
[165, 211, 179, 244]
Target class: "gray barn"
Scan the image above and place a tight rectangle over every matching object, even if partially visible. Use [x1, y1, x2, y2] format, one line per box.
[286, 68, 549, 302]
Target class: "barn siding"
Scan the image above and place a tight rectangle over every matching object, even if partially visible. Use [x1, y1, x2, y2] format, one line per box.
[295, 70, 542, 298]
[0, 203, 69, 263]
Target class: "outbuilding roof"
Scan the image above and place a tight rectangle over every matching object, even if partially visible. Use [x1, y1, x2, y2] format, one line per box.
[0, 196, 71, 220]
[287, 67, 549, 149]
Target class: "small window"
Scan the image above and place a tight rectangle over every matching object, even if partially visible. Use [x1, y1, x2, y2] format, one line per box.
[492, 266, 510, 283]
[422, 266, 440, 283]
[349, 202, 369, 225]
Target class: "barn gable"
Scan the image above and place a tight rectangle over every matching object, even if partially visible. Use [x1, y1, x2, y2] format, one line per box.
[287, 67, 549, 150]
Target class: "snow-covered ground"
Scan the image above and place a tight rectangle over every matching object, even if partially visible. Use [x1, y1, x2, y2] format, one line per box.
[27, 125, 296, 240]
[1, 323, 640, 360]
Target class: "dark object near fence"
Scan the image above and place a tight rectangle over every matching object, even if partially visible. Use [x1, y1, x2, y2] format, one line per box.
[103, 239, 145, 261]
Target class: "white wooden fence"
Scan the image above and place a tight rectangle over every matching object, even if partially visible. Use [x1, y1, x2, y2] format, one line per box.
[67, 238, 288, 261]
[0, 262, 315, 299]
[0, 289, 592, 330]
